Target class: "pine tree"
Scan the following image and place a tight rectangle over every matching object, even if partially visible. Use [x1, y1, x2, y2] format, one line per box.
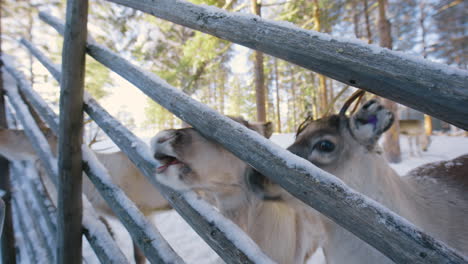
[379, 0, 402, 163]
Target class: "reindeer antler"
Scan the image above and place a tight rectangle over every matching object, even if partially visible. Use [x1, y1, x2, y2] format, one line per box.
[339, 89, 366, 116]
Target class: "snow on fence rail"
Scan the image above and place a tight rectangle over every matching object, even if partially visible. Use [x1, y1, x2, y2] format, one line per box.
[2, 61, 129, 264]
[12, 164, 55, 263]
[11, 164, 52, 263]
[39, 10, 468, 264]
[18, 36, 274, 264]
[11, 163, 55, 261]
[13, 161, 57, 240]
[105, 0, 468, 131]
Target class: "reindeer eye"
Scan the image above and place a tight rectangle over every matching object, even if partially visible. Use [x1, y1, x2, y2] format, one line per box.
[315, 140, 335, 152]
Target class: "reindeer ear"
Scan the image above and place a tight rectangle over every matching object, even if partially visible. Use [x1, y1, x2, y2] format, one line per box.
[349, 99, 394, 147]
[249, 121, 273, 138]
[262, 121, 273, 139]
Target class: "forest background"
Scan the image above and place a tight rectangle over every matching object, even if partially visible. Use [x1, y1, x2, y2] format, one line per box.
[1, 0, 466, 162]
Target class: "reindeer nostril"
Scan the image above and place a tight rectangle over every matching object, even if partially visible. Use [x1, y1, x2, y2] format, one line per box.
[157, 137, 168, 144]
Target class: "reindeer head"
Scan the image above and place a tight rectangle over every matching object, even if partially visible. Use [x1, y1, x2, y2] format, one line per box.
[150, 117, 273, 194]
[249, 95, 395, 201]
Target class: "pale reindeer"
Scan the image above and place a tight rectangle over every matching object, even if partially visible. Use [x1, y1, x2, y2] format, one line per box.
[150, 117, 325, 264]
[251, 98, 468, 264]
[399, 119, 431, 156]
[0, 128, 170, 264]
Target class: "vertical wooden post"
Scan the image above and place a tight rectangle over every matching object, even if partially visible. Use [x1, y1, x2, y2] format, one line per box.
[57, 0, 88, 263]
[0, 0, 16, 262]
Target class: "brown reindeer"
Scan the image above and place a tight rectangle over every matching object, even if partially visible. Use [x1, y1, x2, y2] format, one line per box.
[250, 97, 468, 264]
[399, 119, 431, 156]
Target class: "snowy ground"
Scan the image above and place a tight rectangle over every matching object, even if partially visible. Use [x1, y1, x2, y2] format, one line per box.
[85, 134, 467, 264]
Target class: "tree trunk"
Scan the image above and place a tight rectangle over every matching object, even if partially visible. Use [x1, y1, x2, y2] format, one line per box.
[310, 74, 318, 119]
[234, 80, 241, 116]
[328, 78, 334, 113]
[419, 1, 433, 135]
[313, 0, 328, 116]
[364, 0, 373, 44]
[352, 1, 360, 39]
[379, 0, 401, 163]
[0, 1, 16, 262]
[251, 0, 266, 122]
[291, 68, 297, 127]
[274, 58, 281, 133]
[219, 71, 225, 115]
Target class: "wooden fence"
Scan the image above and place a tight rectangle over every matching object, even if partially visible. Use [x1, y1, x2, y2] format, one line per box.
[1, 0, 467, 263]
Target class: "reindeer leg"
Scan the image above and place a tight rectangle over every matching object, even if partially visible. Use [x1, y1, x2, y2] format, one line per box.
[408, 136, 415, 157]
[415, 136, 422, 157]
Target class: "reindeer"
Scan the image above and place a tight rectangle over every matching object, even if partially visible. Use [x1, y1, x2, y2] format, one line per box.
[0, 128, 170, 264]
[150, 117, 325, 264]
[249, 94, 468, 264]
[399, 119, 431, 156]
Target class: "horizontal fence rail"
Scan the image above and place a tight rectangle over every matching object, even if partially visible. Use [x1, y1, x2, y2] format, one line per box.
[104, 0, 468, 130]
[11, 169, 51, 263]
[11, 196, 41, 263]
[11, 163, 55, 262]
[38, 12, 468, 264]
[1, 61, 129, 264]
[19, 33, 275, 264]
[13, 160, 58, 242]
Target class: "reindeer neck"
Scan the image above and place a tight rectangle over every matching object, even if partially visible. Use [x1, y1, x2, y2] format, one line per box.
[339, 150, 414, 216]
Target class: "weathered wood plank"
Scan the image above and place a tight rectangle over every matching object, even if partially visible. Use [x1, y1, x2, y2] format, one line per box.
[18, 40, 185, 264]
[1, 62, 129, 264]
[11, 198, 38, 263]
[38, 18, 468, 263]
[10, 163, 55, 262]
[57, 0, 89, 262]
[17, 161, 57, 237]
[20, 34, 272, 264]
[102, 0, 468, 129]
[11, 185, 50, 263]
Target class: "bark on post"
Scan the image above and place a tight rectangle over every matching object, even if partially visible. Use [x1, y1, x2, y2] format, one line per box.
[57, 0, 88, 262]
[0, 0, 16, 261]
[378, 0, 401, 163]
[251, 0, 266, 122]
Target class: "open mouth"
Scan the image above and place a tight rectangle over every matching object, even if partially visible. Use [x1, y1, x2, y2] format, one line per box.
[155, 155, 183, 174]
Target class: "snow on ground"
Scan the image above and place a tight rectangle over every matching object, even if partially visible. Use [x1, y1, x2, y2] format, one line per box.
[94, 134, 467, 264]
